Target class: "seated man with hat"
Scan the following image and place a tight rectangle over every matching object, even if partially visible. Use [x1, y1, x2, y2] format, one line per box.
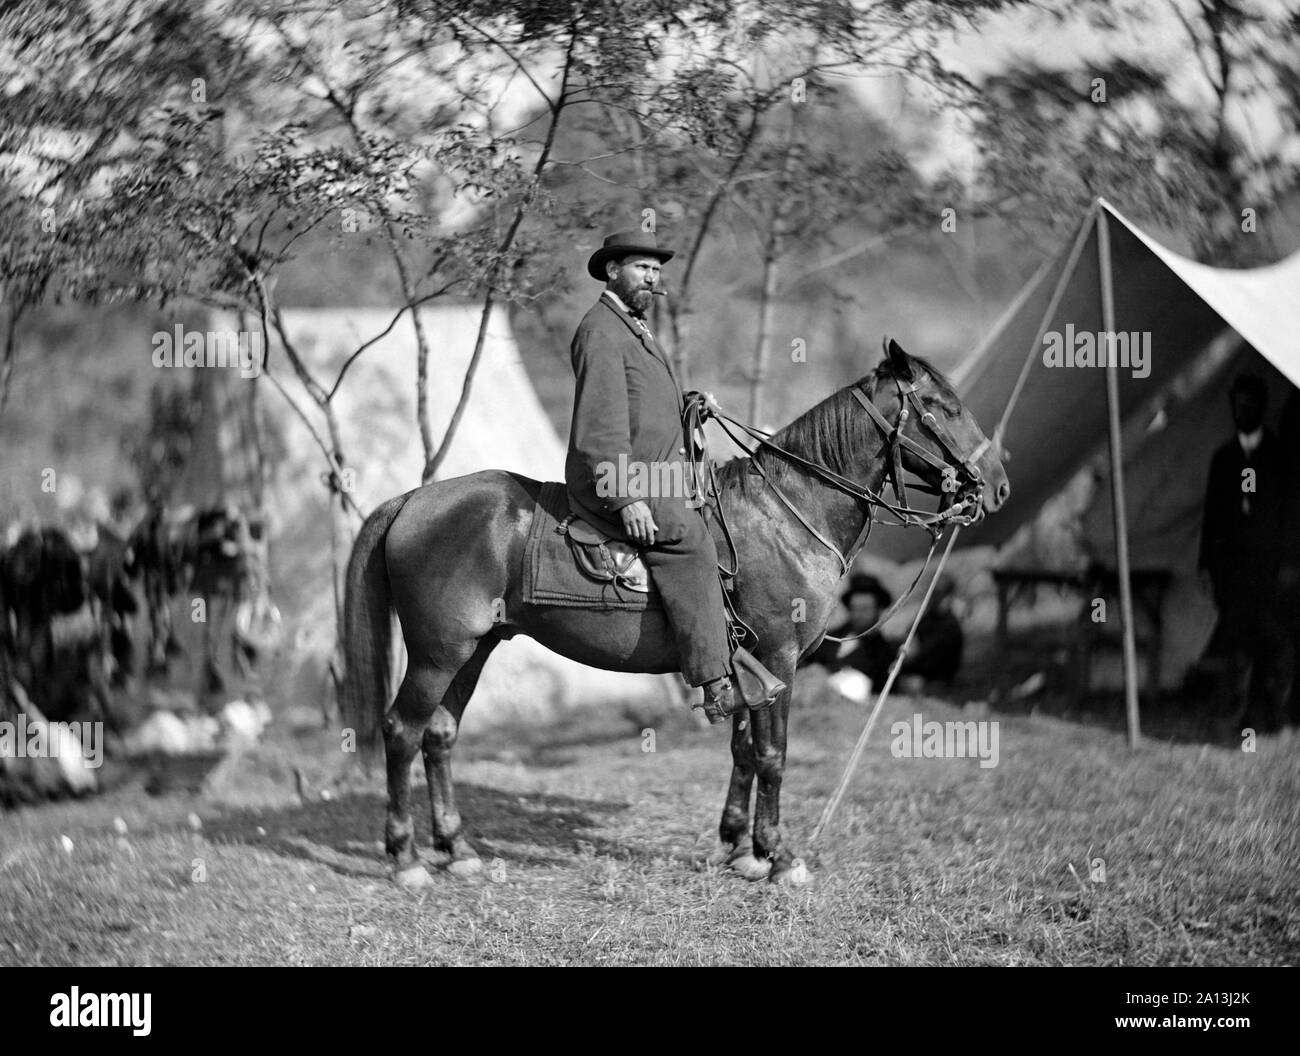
[565, 229, 784, 723]
[809, 571, 897, 688]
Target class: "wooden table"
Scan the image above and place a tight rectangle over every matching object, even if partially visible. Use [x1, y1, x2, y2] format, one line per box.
[992, 565, 1173, 702]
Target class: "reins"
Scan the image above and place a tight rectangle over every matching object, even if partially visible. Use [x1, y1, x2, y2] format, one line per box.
[823, 538, 939, 643]
[682, 369, 984, 644]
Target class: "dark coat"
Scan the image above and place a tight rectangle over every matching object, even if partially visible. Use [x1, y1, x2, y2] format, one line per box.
[900, 608, 964, 683]
[564, 294, 691, 540]
[1280, 390, 1300, 570]
[809, 627, 895, 686]
[1198, 429, 1286, 605]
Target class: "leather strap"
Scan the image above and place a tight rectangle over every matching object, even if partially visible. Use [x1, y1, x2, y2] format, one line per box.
[683, 369, 992, 646]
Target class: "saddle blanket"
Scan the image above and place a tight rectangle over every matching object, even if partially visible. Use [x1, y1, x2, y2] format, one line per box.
[522, 482, 660, 612]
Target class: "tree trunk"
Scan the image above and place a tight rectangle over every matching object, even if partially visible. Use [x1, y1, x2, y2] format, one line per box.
[425, 286, 496, 482]
[749, 231, 782, 425]
[384, 231, 438, 473]
[256, 287, 360, 633]
[320, 399, 355, 627]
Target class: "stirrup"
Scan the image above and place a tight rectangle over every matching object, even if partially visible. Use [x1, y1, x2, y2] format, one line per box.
[730, 645, 786, 709]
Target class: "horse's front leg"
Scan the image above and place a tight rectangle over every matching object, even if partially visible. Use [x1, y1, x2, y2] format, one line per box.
[720, 712, 769, 880]
[751, 665, 809, 885]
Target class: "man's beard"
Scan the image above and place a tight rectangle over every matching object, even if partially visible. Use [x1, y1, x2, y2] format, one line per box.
[1234, 410, 1265, 434]
[610, 273, 655, 317]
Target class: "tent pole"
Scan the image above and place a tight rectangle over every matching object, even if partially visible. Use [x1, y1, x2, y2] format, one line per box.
[1097, 207, 1142, 748]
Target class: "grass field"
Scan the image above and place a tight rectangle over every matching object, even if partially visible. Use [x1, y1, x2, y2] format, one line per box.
[1, 687, 1297, 966]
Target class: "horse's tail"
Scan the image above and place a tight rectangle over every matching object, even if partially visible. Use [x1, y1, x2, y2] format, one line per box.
[340, 490, 415, 762]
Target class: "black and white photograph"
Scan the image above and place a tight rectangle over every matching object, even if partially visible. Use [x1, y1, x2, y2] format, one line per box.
[1, 0, 1297, 987]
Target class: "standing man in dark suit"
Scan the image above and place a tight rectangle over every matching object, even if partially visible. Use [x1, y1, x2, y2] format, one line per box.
[565, 229, 783, 723]
[1278, 384, 1300, 727]
[1198, 371, 1288, 732]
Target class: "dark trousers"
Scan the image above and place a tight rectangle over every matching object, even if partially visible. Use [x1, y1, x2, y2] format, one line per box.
[642, 512, 731, 685]
[1284, 581, 1300, 727]
[1212, 582, 1290, 732]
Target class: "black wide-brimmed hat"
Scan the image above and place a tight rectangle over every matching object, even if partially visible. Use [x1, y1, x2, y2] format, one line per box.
[587, 229, 674, 281]
[842, 571, 892, 609]
[1230, 371, 1266, 399]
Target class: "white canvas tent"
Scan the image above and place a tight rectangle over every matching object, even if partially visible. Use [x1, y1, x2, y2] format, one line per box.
[873, 199, 1300, 739]
[264, 304, 678, 731]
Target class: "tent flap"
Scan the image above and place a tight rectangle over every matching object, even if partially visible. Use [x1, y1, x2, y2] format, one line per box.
[873, 199, 1300, 564]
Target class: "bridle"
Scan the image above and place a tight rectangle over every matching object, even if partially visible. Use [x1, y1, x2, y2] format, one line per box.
[850, 371, 993, 525]
[690, 368, 990, 566]
[684, 367, 993, 644]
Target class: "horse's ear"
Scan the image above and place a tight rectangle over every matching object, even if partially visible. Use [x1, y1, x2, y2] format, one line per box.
[883, 336, 912, 380]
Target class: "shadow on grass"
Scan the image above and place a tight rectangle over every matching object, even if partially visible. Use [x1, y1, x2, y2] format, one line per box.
[457, 706, 701, 770]
[204, 783, 634, 879]
[962, 626, 1285, 748]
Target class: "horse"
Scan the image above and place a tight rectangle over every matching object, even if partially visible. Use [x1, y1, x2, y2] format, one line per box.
[340, 340, 1009, 888]
[127, 503, 269, 698]
[0, 525, 115, 727]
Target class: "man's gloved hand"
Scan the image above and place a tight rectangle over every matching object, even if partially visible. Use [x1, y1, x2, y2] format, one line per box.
[684, 390, 722, 416]
[620, 500, 658, 545]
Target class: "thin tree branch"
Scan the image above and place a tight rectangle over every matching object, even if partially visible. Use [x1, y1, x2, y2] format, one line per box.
[423, 21, 578, 482]
[449, 14, 556, 112]
[327, 280, 462, 401]
[0, 301, 27, 419]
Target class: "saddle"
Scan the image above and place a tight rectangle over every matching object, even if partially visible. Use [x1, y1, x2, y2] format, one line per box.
[555, 514, 651, 594]
[553, 508, 783, 718]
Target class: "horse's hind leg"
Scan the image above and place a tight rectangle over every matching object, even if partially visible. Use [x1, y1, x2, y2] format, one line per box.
[422, 635, 498, 879]
[383, 660, 457, 889]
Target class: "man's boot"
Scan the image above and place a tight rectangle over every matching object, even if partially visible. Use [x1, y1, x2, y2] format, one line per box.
[694, 648, 787, 725]
[696, 676, 738, 725]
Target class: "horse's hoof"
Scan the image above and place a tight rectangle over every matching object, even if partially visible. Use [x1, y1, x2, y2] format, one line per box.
[770, 857, 813, 887]
[394, 863, 434, 890]
[446, 856, 484, 880]
[725, 842, 773, 881]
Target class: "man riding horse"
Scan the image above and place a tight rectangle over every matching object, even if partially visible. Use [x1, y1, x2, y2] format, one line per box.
[340, 235, 1009, 887]
[567, 230, 785, 723]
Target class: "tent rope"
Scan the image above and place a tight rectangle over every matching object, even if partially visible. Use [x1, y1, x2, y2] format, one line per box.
[804, 214, 1066, 849]
[994, 202, 1101, 444]
[808, 524, 962, 848]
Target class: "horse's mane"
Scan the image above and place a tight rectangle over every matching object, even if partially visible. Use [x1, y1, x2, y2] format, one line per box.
[715, 350, 958, 497]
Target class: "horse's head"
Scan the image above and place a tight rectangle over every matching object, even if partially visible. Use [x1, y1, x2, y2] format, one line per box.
[867, 338, 1009, 523]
